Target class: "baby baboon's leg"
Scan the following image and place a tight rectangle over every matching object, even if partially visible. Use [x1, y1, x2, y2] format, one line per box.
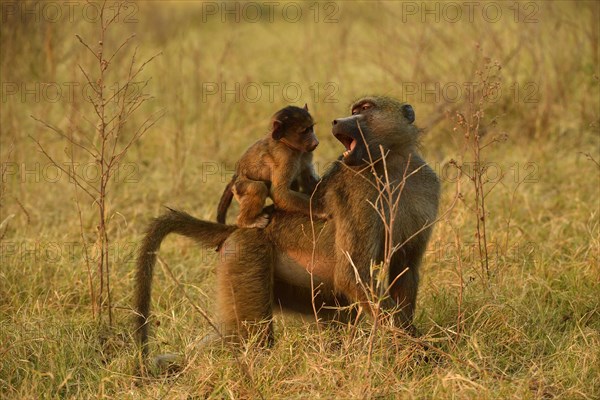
[233, 179, 270, 228]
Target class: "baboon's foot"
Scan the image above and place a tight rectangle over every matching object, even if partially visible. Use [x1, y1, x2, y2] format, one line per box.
[149, 353, 184, 375]
[193, 332, 224, 350]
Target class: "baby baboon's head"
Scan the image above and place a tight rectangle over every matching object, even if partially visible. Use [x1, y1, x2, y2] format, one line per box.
[271, 104, 319, 152]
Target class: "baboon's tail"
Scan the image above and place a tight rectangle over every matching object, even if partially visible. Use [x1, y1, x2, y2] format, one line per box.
[216, 179, 235, 224]
[135, 208, 236, 356]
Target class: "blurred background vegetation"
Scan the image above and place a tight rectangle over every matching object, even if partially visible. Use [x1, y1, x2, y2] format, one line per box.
[1, 1, 598, 398]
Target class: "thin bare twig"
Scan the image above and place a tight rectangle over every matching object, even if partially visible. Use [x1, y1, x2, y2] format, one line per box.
[75, 34, 100, 61]
[34, 1, 162, 325]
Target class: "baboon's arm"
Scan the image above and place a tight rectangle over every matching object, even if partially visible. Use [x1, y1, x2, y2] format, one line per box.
[270, 164, 315, 215]
[299, 159, 320, 195]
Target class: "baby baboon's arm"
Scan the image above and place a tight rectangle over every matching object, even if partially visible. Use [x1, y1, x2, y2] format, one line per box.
[298, 153, 320, 195]
[270, 161, 315, 216]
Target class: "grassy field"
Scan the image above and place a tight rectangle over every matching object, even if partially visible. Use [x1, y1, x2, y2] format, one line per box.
[1, 1, 599, 398]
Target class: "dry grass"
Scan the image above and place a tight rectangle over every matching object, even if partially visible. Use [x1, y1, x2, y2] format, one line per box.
[1, 1, 599, 398]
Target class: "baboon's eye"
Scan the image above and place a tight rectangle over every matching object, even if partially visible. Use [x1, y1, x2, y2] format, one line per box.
[352, 103, 371, 115]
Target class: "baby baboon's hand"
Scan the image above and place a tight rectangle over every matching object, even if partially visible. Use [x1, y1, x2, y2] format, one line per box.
[311, 211, 329, 220]
[244, 213, 270, 229]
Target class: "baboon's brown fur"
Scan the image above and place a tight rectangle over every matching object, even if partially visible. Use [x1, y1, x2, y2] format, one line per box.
[216, 105, 321, 228]
[135, 96, 440, 355]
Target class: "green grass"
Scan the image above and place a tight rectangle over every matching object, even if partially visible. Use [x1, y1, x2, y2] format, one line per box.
[1, 1, 599, 398]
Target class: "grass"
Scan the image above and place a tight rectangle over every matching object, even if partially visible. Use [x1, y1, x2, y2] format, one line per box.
[1, 1, 599, 398]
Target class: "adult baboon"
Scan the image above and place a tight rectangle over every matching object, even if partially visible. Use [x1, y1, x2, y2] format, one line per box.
[135, 96, 440, 355]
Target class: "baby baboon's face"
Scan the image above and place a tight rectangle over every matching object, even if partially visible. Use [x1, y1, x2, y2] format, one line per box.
[271, 105, 319, 153]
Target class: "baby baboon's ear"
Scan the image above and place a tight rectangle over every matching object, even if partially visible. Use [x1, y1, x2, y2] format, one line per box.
[271, 120, 284, 140]
[401, 104, 415, 124]
[303, 103, 309, 111]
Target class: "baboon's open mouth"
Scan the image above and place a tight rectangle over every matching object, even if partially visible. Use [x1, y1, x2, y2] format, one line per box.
[334, 133, 357, 158]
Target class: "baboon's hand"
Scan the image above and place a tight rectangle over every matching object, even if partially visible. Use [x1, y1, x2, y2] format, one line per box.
[243, 213, 270, 229]
[255, 213, 270, 228]
[310, 211, 329, 220]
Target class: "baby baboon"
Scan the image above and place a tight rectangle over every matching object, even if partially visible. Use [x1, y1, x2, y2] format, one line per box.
[216, 104, 322, 228]
[135, 96, 440, 355]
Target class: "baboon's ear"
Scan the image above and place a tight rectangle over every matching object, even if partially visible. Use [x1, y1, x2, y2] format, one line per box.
[303, 103, 309, 111]
[401, 104, 415, 124]
[271, 120, 284, 140]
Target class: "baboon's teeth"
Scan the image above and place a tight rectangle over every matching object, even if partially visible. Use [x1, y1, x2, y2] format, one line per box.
[343, 150, 350, 157]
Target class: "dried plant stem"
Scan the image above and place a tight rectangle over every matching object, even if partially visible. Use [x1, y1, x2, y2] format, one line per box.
[452, 55, 506, 289]
[31, 1, 163, 325]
